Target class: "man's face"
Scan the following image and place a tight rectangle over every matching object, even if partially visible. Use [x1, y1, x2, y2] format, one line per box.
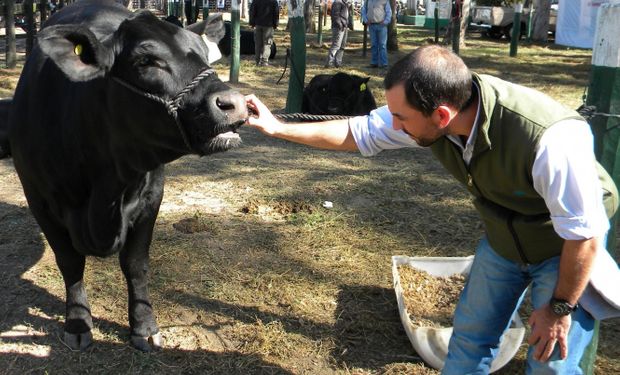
[385, 84, 448, 147]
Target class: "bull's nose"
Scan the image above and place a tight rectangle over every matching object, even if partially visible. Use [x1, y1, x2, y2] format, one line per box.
[214, 91, 248, 122]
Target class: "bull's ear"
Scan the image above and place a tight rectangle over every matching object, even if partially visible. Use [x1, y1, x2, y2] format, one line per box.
[37, 25, 113, 82]
[186, 13, 225, 43]
[186, 13, 224, 64]
[359, 77, 371, 92]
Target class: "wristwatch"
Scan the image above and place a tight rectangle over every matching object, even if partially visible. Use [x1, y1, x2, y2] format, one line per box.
[549, 297, 577, 316]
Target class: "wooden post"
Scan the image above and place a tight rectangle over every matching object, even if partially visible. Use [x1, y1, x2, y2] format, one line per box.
[317, 0, 323, 45]
[582, 2, 620, 374]
[450, 0, 460, 55]
[509, 2, 522, 57]
[229, 0, 240, 83]
[285, 0, 306, 114]
[23, 0, 34, 55]
[434, 5, 439, 44]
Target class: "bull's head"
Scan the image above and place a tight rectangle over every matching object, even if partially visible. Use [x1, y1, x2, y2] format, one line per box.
[36, 10, 247, 157]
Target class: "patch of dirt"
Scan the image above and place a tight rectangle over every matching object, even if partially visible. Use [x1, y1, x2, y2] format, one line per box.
[173, 216, 211, 234]
[240, 199, 315, 216]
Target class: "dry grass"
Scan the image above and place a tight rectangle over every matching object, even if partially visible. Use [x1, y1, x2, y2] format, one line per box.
[0, 17, 618, 375]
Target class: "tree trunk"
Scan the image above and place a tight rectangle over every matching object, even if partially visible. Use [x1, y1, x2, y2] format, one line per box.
[458, 0, 471, 49]
[387, 0, 398, 51]
[3, 0, 17, 68]
[304, 0, 315, 33]
[531, 0, 550, 42]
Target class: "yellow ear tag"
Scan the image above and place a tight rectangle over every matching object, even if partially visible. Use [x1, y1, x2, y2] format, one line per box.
[74, 44, 83, 56]
[360, 83, 367, 92]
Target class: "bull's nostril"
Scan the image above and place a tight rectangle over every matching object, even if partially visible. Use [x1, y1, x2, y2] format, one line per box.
[216, 97, 235, 111]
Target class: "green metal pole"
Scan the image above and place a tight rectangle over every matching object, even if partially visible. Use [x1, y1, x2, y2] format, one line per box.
[509, 2, 522, 58]
[203, 0, 209, 20]
[285, 0, 307, 114]
[582, 3, 620, 374]
[229, 0, 240, 83]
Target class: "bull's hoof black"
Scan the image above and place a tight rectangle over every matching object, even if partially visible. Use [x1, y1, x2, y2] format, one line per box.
[62, 330, 93, 351]
[130, 332, 163, 352]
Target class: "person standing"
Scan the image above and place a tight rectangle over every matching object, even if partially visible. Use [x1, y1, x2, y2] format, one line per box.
[249, 0, 280, 67]
[361, 0, 392, 68]
[325, 0, 349, 68]
[245, 45, 620, 374]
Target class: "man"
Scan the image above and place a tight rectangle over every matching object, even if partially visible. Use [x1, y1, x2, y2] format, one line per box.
[361, 0, 391, 68]
[249, 0, 279, 67]
[246, 45, 620, 374]
[325, 0, 349, 68]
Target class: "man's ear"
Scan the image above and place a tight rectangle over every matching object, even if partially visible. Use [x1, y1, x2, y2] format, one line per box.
[433, 105, 455, 129]
[37, 25, 114, 82]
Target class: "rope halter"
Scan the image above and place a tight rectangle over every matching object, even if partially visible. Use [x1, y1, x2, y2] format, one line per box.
[111, 67, 217, 151]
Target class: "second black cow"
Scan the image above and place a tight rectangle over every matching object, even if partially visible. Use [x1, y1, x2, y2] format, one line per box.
[302, 73, 377, 116]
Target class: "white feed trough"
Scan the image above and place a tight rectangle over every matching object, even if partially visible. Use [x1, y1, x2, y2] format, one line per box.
[392, 255, 525, 372]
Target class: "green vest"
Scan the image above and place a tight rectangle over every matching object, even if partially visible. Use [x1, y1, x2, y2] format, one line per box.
[430, 73, 618, 264]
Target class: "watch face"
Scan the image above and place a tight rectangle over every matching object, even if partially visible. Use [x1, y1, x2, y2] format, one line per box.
[551, 299, 573, 316]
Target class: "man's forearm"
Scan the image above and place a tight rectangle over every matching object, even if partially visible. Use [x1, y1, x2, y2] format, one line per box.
[554, 238, 599, 305]
[270, 119, 359, 152]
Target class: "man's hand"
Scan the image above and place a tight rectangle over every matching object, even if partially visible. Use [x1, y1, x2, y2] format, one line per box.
[528, 304, 572, 362]
[245, 94, 283, 136]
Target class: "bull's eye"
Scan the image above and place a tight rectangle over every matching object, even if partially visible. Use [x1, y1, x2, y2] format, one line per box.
[134, 55, 166, 69]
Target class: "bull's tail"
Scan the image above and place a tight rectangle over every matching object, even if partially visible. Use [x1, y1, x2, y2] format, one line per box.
[0, 98, 12, 159]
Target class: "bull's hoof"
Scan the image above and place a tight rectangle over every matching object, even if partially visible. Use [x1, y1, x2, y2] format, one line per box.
[62, 330, 93, 351]
[130, 332, 162, 352]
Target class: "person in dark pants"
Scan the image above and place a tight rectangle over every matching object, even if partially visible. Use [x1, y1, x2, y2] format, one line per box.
[249, 0, 279, 67]
[245, 45, 620, 374]
[325, 0, 349, 68]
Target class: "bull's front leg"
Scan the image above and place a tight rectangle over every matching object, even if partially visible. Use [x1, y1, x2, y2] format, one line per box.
[119, 176, 164, 351]
[119, 221, 162, 352]
[33, 212, 94, 351]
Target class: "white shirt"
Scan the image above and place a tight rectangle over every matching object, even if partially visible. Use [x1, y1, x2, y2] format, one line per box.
[349, 104, 610, 241]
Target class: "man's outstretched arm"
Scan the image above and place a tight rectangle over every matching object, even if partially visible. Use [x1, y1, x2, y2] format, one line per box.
[245, 94, 360, 152]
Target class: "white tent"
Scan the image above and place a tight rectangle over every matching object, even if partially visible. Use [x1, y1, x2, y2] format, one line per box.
[555, 0, 611, 49]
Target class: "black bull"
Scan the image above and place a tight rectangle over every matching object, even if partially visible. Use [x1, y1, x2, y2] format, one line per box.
[6, 0, 247, 351]
[302, 73, 377, 116]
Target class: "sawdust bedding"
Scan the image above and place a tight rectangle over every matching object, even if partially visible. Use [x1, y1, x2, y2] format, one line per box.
[398, 265, 467, 328]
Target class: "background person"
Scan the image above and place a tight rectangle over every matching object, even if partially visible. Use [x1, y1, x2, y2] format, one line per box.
[326, 0, 350, 68]
[361, 0, 392, 68]
[245, 45, 620, 374]
[249, 0, 279, 67]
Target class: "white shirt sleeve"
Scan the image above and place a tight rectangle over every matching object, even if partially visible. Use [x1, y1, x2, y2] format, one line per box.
[349, 105, 420, 156]
[533, 119, 610, 240]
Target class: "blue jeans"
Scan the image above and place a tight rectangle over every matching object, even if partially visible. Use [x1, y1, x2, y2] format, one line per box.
[368, 23, 388, 66]
[442, 237, 595, 375]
